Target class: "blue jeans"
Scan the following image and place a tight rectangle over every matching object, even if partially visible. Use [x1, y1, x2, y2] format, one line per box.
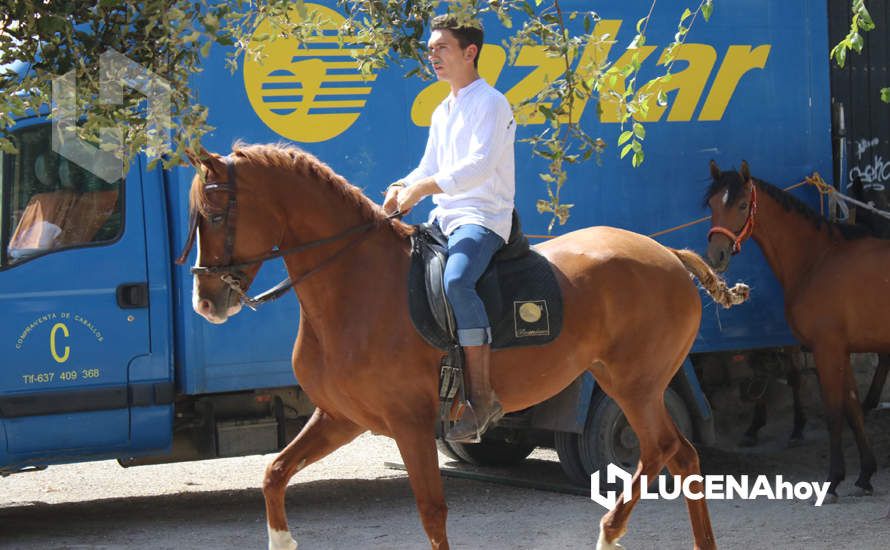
[442, 224, 505, 346]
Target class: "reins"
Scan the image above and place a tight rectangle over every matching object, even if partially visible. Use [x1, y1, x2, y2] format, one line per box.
[177, 156, 402, 310]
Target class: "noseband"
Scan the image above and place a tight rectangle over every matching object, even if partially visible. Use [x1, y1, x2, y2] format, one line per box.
[176, 157, 386, 310]
[707, 182, 757, 255]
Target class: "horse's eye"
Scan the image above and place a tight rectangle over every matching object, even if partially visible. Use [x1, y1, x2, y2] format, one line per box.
[738, 202, 748, 211]
[209, 213, 224, 225]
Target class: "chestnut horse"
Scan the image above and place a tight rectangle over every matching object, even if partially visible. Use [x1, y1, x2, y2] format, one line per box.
[705, 160, 890, 499]
[183, 143, 748, 550]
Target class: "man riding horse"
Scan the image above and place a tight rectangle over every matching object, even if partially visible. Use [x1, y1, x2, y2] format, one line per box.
[384, 15, 515, 443]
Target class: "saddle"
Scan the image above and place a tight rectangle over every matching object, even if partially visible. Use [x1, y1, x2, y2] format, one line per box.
[408, 211, 563, 436]
[408, 211, 563, 351]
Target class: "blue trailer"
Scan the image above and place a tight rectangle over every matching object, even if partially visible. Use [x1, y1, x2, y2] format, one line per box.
[0, 0, 834, 483]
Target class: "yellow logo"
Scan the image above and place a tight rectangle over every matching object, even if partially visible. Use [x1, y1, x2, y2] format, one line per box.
[245, 10, 769, 142]
[50, 322, 70, 363]
[243, 4, 375, 143]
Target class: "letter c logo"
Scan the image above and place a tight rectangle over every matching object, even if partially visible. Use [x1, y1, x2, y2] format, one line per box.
[50, 323, 70, 363]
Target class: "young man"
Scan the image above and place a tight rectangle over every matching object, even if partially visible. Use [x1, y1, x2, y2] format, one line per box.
[383, 15, 516, 443]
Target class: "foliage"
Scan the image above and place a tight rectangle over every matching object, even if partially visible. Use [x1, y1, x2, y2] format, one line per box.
[830, 0, 889, 103]
[0, 0, 884, 231]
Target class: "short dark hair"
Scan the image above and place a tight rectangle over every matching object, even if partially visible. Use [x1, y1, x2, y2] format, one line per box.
[431, 15, 484, 68]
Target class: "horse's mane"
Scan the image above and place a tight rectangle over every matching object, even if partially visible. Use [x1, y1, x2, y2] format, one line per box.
[704, 170, 870, 241]
[191, 141, 413, 239]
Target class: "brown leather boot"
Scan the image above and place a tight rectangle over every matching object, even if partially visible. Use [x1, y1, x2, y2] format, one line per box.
[445, 344, 504, 443]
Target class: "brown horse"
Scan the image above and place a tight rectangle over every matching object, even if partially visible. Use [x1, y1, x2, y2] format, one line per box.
[705, 160, 890, 499]
[182, 143, 748, 550]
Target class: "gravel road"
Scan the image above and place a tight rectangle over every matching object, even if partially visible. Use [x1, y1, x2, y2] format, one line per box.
[4, 366, 890, 549]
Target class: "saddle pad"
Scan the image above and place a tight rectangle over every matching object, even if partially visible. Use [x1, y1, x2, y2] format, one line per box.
[408, 226, 563, 351]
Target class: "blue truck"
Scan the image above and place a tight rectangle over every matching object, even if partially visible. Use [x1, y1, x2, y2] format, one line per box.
[0, 0, 836, 484]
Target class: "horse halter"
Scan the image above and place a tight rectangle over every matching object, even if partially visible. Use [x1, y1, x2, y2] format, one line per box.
[176, 157, 381, 309]
[707, 182, 757, 255]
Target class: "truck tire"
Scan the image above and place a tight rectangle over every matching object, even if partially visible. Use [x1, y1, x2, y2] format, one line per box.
[435, 436, 535, 467]
[554, 431, 589, 486]
[435, 438, 463, 462]
[579, 387, 693, 477]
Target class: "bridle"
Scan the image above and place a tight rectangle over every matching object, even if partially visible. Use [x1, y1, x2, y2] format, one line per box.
[176, 156, 395, 310]
[707, 181, 757, 255]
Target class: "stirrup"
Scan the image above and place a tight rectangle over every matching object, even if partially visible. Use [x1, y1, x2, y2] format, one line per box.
[445, 401, 504, 444]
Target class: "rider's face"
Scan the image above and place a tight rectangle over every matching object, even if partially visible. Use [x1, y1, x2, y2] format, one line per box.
[427, 30, 474, 83]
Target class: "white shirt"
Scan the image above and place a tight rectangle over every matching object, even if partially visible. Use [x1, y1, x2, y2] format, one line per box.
[402, 78, 516, 242]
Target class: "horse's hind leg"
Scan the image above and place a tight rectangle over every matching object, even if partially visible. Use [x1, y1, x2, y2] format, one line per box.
[263, 407, 364, 550]
[393, 423, 450, 550]
[787, 355, 806, 443]
[842, 364, 877, 494]
[596, 390, 680, 550]
[665, 422, 716, 550]
[862, 353, 890, 412]
[740, 397, 767, 447]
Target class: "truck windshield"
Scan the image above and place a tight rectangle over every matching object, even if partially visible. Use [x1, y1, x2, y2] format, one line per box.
[1, 123, 123, 266]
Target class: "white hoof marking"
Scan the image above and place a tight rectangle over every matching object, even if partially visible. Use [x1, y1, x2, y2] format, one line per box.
[268, 526, 298, 550]
[596, 528, 625, 550]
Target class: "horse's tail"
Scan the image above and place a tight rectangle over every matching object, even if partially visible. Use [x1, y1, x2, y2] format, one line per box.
[668, 248, 750, 308]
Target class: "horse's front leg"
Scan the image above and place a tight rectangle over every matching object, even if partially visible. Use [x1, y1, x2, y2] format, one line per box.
[812, 346, 848, 500]
[787, 357, 807, 443]
[393, 422, 450, 550]
[263, 407, 364, 550]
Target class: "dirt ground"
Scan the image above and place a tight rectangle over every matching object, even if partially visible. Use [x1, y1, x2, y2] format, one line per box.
[3, 362, 890, 549]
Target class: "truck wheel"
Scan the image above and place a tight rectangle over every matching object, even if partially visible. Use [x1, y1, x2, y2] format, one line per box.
[435, 438, 463, 462]
[579, 387, 693, 477]
[436, 436, 535, 467]
[554, 431, 589, 486]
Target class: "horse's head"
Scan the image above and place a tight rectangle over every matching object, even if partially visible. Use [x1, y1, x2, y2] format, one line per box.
[704, 160, 757, 273]
[178, 149, 282, 324]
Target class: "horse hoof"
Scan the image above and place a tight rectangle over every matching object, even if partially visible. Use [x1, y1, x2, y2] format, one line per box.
[268, 527, 298, 550]
[814, 492, 838, 505]
[596, 530, 625, 550]
[853, 483, 874, 497]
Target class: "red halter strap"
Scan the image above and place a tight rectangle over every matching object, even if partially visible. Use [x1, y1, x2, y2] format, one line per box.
[707, 182, 757, 255]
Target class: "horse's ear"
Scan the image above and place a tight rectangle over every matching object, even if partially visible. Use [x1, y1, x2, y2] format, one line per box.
[709, 160, 721, 181]
[185, 147, 226, 177]
[740, 160, 751, 182]
[183, 147, 203, 168]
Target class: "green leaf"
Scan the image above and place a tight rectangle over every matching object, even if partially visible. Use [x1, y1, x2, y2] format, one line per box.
[632, 150, 644, 167]
[633, 122, 645, 140]
[702, 1, 714, 22]
[618, 130, 632, 145]
[538, 104, 556, 120]
[680, 8, 692, 24]
[832, 44, 847, 68]
[621, 143, 633, 159]
[850, 32, 864, 53]
[881, 87, 890, 103]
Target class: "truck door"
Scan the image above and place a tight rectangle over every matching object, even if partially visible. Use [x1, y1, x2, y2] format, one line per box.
[0, 121, 163, 470]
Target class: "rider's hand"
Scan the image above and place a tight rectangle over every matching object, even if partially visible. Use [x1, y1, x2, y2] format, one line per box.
[383, 183, 405, 215]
